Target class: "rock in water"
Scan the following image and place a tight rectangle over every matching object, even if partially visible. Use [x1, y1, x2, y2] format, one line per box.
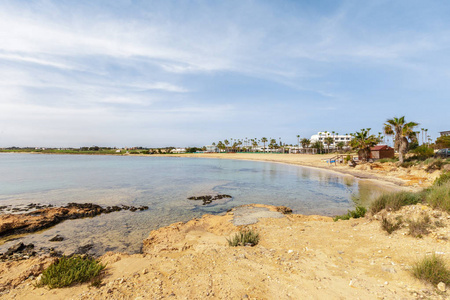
[49, 235, 64, 242]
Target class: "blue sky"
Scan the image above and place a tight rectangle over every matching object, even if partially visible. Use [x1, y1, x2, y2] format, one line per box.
[0, 0, 449, 147]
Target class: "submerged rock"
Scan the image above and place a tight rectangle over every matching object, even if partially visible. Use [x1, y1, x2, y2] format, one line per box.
[188, 194, 232, 205]
[49, 235, 64, 242]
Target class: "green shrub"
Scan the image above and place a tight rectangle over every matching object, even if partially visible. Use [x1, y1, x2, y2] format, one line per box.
[370, 191, 422, 214]
[426, 181, 450, 213]
[38, 256, 106, 289]
[227, 229, 260, 247]
[333, 206, 366, 221]
[412, 254, 450, 286]
[411, 145, 435, 160]
[434, 172, 450, 187]
[381, 216, 402, 234]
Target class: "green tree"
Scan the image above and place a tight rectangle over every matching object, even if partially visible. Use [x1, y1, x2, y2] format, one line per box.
[300, 138, 310, 149]
[435, 136, 450, 149]
[324, 137, 334, 153]
[261, 137, 268, 153]
[350, 129, 380, 161]
[384, 116, 419, 163]
[311, 141, 324, 154]
[224, 139, 229, 152]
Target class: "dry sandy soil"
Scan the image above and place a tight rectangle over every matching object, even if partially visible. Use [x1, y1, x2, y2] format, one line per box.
[0, 153, 447, 299]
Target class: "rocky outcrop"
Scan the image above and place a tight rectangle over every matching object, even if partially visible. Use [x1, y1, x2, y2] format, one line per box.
[187, 194, 232, 205]
[0, 203, 149, 238]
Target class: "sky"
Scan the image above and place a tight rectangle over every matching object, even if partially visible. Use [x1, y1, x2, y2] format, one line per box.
[0, 0, 449, 148]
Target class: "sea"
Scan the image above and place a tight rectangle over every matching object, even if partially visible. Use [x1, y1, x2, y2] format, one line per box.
[0, 153, 395, 255]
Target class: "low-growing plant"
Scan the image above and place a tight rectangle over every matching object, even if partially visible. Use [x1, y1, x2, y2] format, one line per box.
[381, 216, 403, 234]
[426, 181, 450, 212]
[378, 158, 398, 163]
[407, 216, 431, 238]
[435, 220, 446, 228]
[227, 229, 260, 247]
[426, 159, 445, 172]
[333, 206, 366, 221]
[434, 172, 450, 187]
[412, 254, 450, 286]
[38, 255, 106, 289]
[370, 191, 422, 214]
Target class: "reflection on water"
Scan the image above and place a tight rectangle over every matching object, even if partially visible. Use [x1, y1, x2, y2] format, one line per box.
[0, 154, 397, 255]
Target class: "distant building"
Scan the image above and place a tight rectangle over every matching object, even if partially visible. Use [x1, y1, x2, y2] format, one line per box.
[171, 148, 186, 154]
[440, 131, 450, 137]
[370, 145, 395, 160]
[310, 132, 352, 148]
[205, 145, 219, 153]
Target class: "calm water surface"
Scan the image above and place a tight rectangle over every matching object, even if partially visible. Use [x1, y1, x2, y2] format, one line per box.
[0, 153, 395, 255]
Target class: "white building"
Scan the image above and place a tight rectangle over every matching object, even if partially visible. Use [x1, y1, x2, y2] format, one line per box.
[205, 145, 219, 153]
[171, 148, 186, 154]
[310, 132, 352, 148]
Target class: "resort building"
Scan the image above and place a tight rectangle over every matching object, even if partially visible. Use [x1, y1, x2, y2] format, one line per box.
[171, 148, 186, 154]
[205, 145, 219, 153]
[310, 132, 352, 148]
[440, 131, 450, 137]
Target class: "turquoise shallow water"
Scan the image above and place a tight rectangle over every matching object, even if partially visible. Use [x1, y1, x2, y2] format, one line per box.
[0, 153, 393, 255]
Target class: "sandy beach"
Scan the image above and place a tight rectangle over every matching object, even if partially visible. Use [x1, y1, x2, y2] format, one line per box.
[165, 153, 440, 190]
[0, 154, 447, 299]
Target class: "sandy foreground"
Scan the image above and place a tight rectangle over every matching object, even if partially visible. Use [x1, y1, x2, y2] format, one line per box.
[0, 153, 448, 299]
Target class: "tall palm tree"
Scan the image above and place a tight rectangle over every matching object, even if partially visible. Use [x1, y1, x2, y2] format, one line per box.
[224, 139, 229, 152]
[384, 116, 419, 163]
[300, 138, 310, 149]
[349, 129, 380, 161]
[297, 135, 300, 149]
[261, 137, 268, 153]
[324, 137, 334, 153]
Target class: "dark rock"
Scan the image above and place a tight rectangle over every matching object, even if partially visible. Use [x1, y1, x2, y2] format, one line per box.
[188, 194, 233, 205]
[276, 206, 293, 214]
[74, 244, 94, 255]
[49, 235, 64, 242]
[5, 242, 26, 256]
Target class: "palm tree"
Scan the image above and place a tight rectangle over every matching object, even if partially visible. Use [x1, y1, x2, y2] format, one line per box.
[311, 141, 324, 154]
[336, 141, 345, 152]
[324, 137, 334, 153]
[261, 137, 268, 153]
[224, 139, 229, 152]
[349, 128, 380, 161]
[297, 135, 300, 150]
[300, 138, 310, 150]
[384, 116, 419, 163]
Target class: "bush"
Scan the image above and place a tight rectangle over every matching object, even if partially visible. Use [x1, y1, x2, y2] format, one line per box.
[434, 172, 450, 187]
[227, 229, 260, 247]
[412, 254, 450, 286]
[426, 159, 445, 172]
[381, 216, 402, 234]
[407, 215, 431, 238]
[426, 181, 450, 213]
[333, 206, 366, 221]
[370, 191, 422, 214]
[38, 256, 106, 289]
[411, 145, 435, 160]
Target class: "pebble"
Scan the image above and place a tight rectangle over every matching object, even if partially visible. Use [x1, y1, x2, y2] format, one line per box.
[288, 250, 293, 254]
[142, 268, 148, 275]
[437, 282, 446, 292]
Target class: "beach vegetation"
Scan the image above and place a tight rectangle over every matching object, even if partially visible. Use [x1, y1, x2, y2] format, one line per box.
[378, 158, 398, 163]
[381, 216, 403, 234]
[227, 229, 260, 247]
[383, 116, 419, 164]
[412, 254, 450, 286]
[434, 172, 450, 187]
[407, 215, 431, 238]
[370, 191, 422, 214]
[349, 128, 380, 161]
[426, 181, 450, 212]
[333, 206, 366, 221]
[411, 145, 435, 160]
[435, 135, 450, 149]
[38, 255, 106, 289]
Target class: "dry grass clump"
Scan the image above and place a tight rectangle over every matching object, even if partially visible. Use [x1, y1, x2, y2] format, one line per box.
[381, 216, 403, 234]
[426, 181, 450, 213]
[227, 229, 260, 247]
[412, 254, 450, 286]
[370, 191, 422, 214]
[407, 215, 431, 238]
[38, 255, 106, 289]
